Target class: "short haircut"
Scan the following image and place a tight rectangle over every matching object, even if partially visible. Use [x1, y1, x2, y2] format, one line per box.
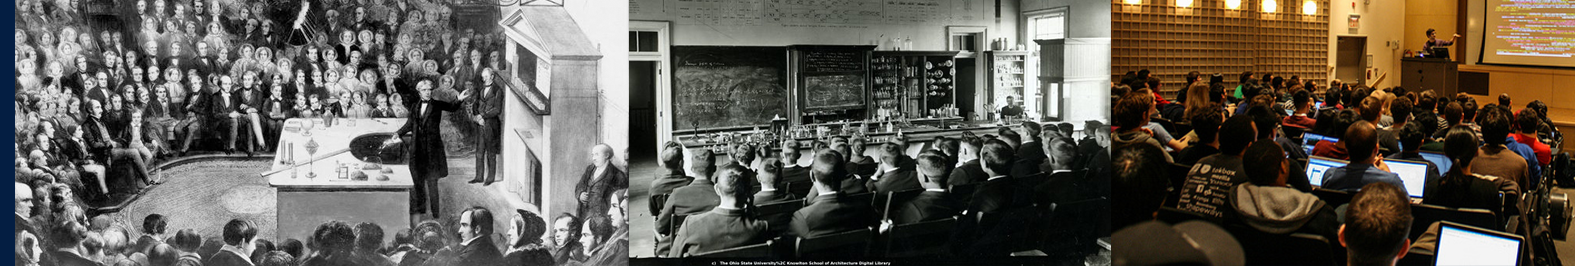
[1477, 106, 1512, 145]
[689, 149, 716, 182]
[1114, 91, 1155, 129]
[1517, 108, 1541, 133]
[1021, 121, 1042, 139]
[281, 239, 303, 258]
[997, 129, 1022, 148]
[1343, 182, 1414, 265]
[1442, 102, 1464, 125]
[1458, 95, 1478, 121]
[1390, 98, 1413, 125]
[1047, 140, 1077, 169]
[258, 251, 296, 266]
[464, 207, 495, 236]
[143, 213, 168, 235]
[1190, 103, 1223, 143]
[1358, 96, 1384, 122]
[1113, 143, 1170, 229]
[810, 150, 847, 187]
[1247, 105, 1279, 140]
[584, 215, 613, 243]
[1417, 90, 1437, 110]
[172, 229, 202, 252]
[1218, 114, 1257, 155]
[1242, 141, 1286, 186]
[353, 222, 383, 252]
[915, 153, 948, 182]
[1498, 93, 1511, 106]
[1240, 71, 1255, 84]
[979, 139, 1016, 175]
[1329, 109, 1361, 139]
[659, 141, 684, 170]
[51, 219, 89, 246]
[222, 219, 258, 246]
[1345, 121, 1380, 161]
[714, 164, 750, 200]
[1293, 90, 1312, 108]
[1398, 123, 1427, 152]
[757, 158, 781, 187]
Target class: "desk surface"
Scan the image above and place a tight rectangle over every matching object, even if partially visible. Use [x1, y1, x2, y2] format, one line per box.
[265, 118, 414, 190]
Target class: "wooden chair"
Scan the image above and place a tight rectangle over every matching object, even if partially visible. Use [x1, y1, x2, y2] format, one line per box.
[755, 200, 804, 233]
[794, 228, 874, 259]
[691, 240, 774, 258]
[882, 217, 958, 257]
[876, 189, 925, 215]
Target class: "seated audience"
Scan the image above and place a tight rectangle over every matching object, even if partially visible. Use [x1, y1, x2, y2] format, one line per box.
[1512, 108, 1551, 165]
[790, 150, 878, 238]
[1340, 182, 1413, 266]
[205, 219, 258, 266]
[870, 142, 920, 194]
[1176, 114, 1256, 219]
[654, 149, 718, 255]
[1230, 141, 1341, 244]
[503, 209, 554, 266]
[670, 164, 770, 257]
[1320, 121, 1406, 193]
[649, 141, 692, 198]
[1113, 89, 1174, 162]
[1472, 106, 1532, 194]
[1422, 126, 1503, 216]
[887, 153, 960, 226]
[1175, 103, 1224, 165]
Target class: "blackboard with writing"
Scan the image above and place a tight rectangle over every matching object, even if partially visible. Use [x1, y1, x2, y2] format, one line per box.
[671, 46, 788, 131]
[794, 45, 872, 112]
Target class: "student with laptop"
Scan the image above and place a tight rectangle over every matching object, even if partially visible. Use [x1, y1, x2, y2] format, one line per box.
[1320, 121, 1408, 194]
[1229, 141, 1341, 248]
[1386, 123, 1443, 184]
[1421, 126, 1503, 216]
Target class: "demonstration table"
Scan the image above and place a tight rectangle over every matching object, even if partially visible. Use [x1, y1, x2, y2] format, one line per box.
[263, 118, 412, 243]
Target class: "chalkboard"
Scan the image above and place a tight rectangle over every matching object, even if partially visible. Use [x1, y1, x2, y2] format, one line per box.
[803, 74, 866, 111]
[804, 50, 866, 73]
[671, 46, 788, 131]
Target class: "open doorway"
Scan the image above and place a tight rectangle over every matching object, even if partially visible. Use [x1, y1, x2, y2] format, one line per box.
[1336, 36, 1367, 86]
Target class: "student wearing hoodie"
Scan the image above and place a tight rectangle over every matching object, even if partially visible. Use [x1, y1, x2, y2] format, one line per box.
[1229, 141, 1341, 247]
[1175, 114, 1256, 220]
[1113, 89, 1172, 163]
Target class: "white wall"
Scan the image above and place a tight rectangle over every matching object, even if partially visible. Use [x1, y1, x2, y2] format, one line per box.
[565, 0, 631, 159]
[1328, 0, 1405, 88]
[1025, 0, 1111, 123]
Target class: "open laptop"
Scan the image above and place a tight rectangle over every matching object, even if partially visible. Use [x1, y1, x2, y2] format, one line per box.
[1436, 221, 1523, 266]
[1302, 133, 1338, 155]
[1305, 156, 1349, 187]
[1383, 159, 1430, 199]
[1419, 151, 1452, 176]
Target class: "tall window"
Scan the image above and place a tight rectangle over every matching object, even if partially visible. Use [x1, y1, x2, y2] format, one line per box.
[1024, 8, 1068, 50]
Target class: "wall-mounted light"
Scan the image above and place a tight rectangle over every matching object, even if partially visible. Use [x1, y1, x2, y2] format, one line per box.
[1225, 0, 1242, 9]
[1124, 0, 1142, 5]
[1178, 0, 1194, 7]
[1263, 0, 1278, 12]
[1303, 0, 1317, 14]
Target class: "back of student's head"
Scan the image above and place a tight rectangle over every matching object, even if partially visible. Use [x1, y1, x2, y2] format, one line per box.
[1343, 182, 1414, 265]
[660, 141, 684, 171]
[1047, 141, 1077, 170]
[715, 164, 750, 201]
[1115, 91, 1155, 129]
[1398, 123, 1426, 152]
[757, 158, 781, 187]
[1219, 114, 1257, 156]
[1325, 85, 1344, 107]
[1242, 141, 1286, 186]
[1190, 103, 1224, 144]
[810, 150, 847, 187]
[143, 213, 168, 235]
[1390, 98, 1413, 125]
[997, 129, 1022, 149]
[1358, 96, 1384, 122]
[1417, 90, 1437, 111]
[1292, 90, 1312, 109]
[1346, 121, 1380, 162]
[1498, 93, 1511, 106]
[149, 244, 180, 266]
[1113, 143, 1170, 230]
[258, 251, 295, 266]
[222, 219, 257, 246]
[1328, 109, 1360, 139]
[1478, 106, 1512, 145]
[1457, 94, 1478, 121]
[980, 139, 1016, 176]
[1246, 105, 1279, 140]
[690, 149, 716, 182]
[173, 229, 202, 252]
[1442, 102, 1464, 125]
[1517, 108, 1541, 133]
[1443, 125, 1480, 179]
[1021, 121, 1042, 139]
[915, 153, 949, 185]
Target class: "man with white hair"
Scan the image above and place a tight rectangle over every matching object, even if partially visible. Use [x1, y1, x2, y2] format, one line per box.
[17, 182, 36, 234]
[574, 144, 626, 220]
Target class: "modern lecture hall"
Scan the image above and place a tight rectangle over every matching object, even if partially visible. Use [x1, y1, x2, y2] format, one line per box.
[1107, 0, 1575, 264]
[628, 0, 1112, 262]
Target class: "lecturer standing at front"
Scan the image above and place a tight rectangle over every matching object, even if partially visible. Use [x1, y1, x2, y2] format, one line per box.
[394, 79, 470, 220]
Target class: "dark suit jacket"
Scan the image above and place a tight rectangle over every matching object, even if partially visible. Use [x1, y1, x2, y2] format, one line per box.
[790, 193, 878, 238]
[236, 87, 265, 112]
[669, 207, 771, 257]
[892, 191, 960, 225]
[396, 99, 461, 179]
[551, 242, 583, 265]
[649, 171, 694, 196]
[456, 236, 505, 266]
[501, 246, 554, 266]
[209, 92, 241, 120]
[574, 165, 627, 219]
[471, 84, 505, 153]
[869, 168, 921, 194]
[752, 190, 797, 204]
[781, 165, 811, 187]
[948, 160, 988, 186]
[969, 177, 1025, 213]
[657, 179, 719, 235]
[204, 249, 253, 266]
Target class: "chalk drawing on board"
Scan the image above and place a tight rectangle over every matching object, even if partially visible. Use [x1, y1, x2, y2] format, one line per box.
[671, 46, 788, 130]
[802, 74, 867, 111]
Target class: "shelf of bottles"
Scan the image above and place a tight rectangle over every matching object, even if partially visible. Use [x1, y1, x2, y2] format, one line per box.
[987, 51, 1036, 119]
[871, 51, 961, 122]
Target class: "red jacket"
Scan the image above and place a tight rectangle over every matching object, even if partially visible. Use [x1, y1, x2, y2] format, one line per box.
[1511, 133, 1552, 165]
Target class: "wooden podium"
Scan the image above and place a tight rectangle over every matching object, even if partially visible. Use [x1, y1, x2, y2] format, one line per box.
[1400, 57, 1458, 95]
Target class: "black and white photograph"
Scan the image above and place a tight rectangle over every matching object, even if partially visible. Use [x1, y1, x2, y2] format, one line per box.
[13, 0, 629, 265]
[627, 0, 1112, 263]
